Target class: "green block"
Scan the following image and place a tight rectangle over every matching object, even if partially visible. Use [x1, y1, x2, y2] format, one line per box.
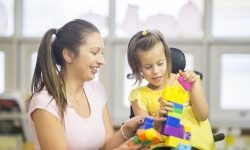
[142, 140, 151, 145]
[168, 111, 182, 119]
[173, 107, 183, 114]
[132, 136, 141, 144]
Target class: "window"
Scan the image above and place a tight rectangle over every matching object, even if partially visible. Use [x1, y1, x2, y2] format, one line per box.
[31, 52, 37, 78]
[116, 0, 204, 38]
[213, 0, 250, 37]
[0, 0, 14, 36]
[0, 51, 5, 93]
[23, 0, 109, 37]
[221, 54, 250, 109]
[185, 53, 194, 70]
[210, 47, 250, 128]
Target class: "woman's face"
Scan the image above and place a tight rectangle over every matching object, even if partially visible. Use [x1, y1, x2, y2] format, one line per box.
[71, 32, 105, 81]
[137, 42, 168, 90]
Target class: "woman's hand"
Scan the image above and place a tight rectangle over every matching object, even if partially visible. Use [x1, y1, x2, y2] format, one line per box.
[122, 116, 145, 138]
[114, 138, 149, 150]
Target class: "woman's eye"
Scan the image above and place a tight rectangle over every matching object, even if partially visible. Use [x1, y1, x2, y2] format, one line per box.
[91, 52, 98, 55]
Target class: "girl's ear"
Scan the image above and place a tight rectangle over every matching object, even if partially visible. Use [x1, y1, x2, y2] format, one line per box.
[62, 48, 74, 63]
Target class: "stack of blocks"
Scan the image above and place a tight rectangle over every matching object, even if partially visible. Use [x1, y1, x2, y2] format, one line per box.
[160, 76, 192, 150]
[129, 117, 162, 146]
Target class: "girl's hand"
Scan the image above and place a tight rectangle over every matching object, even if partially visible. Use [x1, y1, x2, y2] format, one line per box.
[158, 97, 174, 117]
[179, 70, 197, 83]
[154, 97, 174, 130]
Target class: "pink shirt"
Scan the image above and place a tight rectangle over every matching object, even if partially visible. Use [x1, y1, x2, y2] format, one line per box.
[28, 81, 107, 150]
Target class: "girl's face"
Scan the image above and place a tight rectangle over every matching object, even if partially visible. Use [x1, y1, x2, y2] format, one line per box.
[137, 42, 168, 90]
[71, 32, 105, 82]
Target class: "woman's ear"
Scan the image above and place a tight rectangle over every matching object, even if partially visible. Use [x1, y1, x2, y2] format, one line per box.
[62, 48, 74, 63]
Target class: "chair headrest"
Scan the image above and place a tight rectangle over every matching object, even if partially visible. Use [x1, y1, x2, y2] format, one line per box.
[170, 47, 186, 74]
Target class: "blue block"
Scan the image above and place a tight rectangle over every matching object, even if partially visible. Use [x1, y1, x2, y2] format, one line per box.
[140, 117, 154, 129]
[173, 102, 183, 110]
[162, 116, 180, 128]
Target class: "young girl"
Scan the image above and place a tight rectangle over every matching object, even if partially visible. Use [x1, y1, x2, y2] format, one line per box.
[127, 30, 215, 150]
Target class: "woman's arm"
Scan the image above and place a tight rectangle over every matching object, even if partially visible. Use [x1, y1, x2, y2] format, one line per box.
[32, 109, 67, 150]
[102, 104, 144, 150]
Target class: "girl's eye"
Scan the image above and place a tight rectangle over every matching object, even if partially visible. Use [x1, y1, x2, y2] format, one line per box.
[158, 63, 163, 66]
[145, 66, 152, 69]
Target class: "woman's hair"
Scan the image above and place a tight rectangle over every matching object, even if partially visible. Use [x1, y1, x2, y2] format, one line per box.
[27, 19, 100, 119]
[127, 30, 172, 85]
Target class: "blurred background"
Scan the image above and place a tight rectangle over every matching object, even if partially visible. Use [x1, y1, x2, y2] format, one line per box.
[0, 0, 250, 149]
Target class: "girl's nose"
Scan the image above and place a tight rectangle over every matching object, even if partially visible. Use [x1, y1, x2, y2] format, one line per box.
[152, 66, 160, 74]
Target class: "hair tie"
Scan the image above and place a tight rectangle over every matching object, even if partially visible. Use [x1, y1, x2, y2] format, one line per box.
[142, 30, 148, 36]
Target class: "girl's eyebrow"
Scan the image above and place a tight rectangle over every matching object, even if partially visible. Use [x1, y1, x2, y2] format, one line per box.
[143, 59, 165, 65]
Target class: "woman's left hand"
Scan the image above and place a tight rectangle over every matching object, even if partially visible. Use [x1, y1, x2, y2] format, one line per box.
[122, 116, 145, 137]
[114, 138, 149, 150]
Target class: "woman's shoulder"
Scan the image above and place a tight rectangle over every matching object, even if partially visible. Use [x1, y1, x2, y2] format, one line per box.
[28, 89, 59, 118]
[31, 89, 54, 105]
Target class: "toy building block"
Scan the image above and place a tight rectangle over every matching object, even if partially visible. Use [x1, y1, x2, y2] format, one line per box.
[177, 76, 193, 91]
[129, 117, 162, 147]
[140, 117, 154, 129]
[129, 128, 162, 146]
[160, 84, 192, 149]
[164, 136, 191, 148]
[172, 143, 192, 150]
[161, 124, 185, 139]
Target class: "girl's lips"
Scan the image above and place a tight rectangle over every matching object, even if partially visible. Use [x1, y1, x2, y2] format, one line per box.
[152, 76, 162, 82]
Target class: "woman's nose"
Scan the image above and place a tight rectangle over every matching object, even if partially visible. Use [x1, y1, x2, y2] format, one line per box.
[97, 54, 105, 65]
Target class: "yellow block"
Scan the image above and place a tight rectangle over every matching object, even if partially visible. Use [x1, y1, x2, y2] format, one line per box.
[162, 86, 188, 105]
[145, 128, 161, 143]
[165, 136, 191, 148]
[23, 141, 35, 150]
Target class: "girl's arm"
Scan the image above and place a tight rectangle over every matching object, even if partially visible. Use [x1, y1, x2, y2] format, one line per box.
[189, 78, 209, 121]
[102, 103, 144, 150]
[180, 70, 209, 121]
[131, 99, 170, 130]
[131, 100, 149, 116]
[32, 109, 68, 150]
